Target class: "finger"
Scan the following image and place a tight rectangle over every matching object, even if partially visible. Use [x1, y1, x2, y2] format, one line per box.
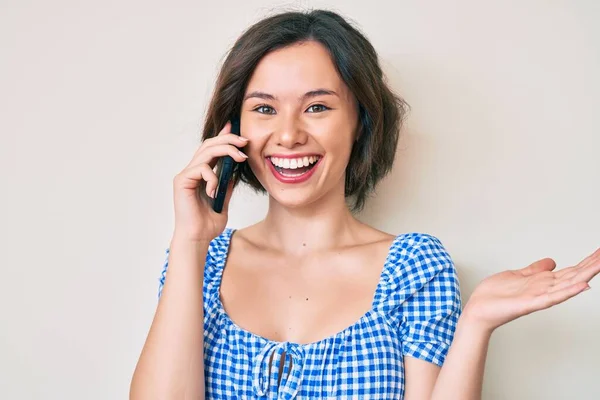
[195, 144, 248, 167]
[554, 258, 600, 287]
[189, 121, 233, 163]
[205, 120, 233, 139]
[548, 278, 577, 293]
[533, 282, 590, 310]
[555, 265, 578, 279]
[553, 247, 600, 279]
[219, 121, 231, 136]
[187, 163, 218, 198]
[188, 119, 247, 161]
[202, 133, 249, 149]
[189, 134, 248, 167]
[575, 247, 600, 269]
[174, 162, 218, 193]
[569, 260, 600, 284]
[520, 258, 556, 277]
[214, 120, 244, 140]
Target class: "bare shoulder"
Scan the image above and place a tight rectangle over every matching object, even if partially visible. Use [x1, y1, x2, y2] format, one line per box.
[354, 224, 397, 249]
[228, 223, 265, 251]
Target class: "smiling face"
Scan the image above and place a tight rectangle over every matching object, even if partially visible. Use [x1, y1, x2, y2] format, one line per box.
[240, 40, 359, 209]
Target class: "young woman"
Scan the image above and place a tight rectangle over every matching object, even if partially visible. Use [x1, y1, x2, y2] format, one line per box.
[130, 9, 599, 400]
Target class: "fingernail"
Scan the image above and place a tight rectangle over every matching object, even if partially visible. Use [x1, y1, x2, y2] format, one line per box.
[238, 136, 249, 141]
[210, 189, 216, 198]
[239, 151, 248, 158]
[584, 285, 591, 291]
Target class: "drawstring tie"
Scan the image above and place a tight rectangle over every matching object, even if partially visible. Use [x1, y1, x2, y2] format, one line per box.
[253, 341, 305, 399]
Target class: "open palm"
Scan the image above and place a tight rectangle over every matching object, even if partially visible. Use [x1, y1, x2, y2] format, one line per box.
[464, 247, 600, 332]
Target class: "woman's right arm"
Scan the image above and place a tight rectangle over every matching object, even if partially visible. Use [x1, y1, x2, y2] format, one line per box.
[130, 237, 210, 399]
[130, 120, 249, 399]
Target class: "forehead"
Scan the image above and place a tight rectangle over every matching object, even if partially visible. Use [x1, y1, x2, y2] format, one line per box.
[245, 41, 349, 98]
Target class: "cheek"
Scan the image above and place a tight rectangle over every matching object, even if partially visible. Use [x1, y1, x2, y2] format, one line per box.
[316, 118, 355, 154]
[247, 154, 264, 174]
[241, 113, 271, 137]
[241, 123, 268, 156]
[240, 130, 268, 175]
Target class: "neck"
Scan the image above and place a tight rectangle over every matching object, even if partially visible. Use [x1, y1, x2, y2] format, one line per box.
[259, 185, 362, 254]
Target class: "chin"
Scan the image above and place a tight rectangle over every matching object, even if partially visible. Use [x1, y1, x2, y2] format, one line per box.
[267, 188, 321, 209]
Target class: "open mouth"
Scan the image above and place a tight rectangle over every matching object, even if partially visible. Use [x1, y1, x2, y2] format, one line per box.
[267, 155, 322, 183]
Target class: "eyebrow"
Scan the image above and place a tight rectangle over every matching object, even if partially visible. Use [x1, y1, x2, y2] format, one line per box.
[243, 88, 339, 102]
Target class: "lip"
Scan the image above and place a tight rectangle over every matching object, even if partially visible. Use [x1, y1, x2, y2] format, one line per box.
[267, 152, 323, 159]
[265, 155, 323, 184]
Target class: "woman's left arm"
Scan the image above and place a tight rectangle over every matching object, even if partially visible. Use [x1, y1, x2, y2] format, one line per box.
[404, 315, 490, 400]
[405, 247, 600, 400]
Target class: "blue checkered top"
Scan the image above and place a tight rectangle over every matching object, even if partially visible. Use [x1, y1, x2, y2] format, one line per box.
[158, 228, 461, 399]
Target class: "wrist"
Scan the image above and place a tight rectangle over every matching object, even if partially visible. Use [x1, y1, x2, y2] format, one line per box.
[458, 305, 496, 338]
[170, 233, 212, 248]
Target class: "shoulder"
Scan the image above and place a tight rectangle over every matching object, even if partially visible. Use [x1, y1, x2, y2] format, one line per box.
[387, 232, 454, 271]
[206, 227, 235, 263]
[376, 232, 461, 333]
[162, 228, 235, 277]
[379, 232, 459, 303]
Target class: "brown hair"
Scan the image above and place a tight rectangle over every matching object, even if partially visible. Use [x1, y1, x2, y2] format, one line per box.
[201, 9, 409, 211]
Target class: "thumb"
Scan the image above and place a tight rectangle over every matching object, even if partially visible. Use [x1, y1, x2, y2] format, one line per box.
[520, 257, 556, 276]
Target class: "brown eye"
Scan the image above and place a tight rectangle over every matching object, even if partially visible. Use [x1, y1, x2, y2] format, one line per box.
[306, 104, 330, 113]
[254, 105, 276, 114]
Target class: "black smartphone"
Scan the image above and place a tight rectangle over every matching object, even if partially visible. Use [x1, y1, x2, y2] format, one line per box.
[212, 116, 241, 213]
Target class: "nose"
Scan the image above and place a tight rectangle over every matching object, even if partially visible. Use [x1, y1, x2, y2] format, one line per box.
[274, 113, 308, 149]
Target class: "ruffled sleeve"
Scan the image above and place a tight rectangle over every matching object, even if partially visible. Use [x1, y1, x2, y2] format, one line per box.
[379, 233, 462, 366]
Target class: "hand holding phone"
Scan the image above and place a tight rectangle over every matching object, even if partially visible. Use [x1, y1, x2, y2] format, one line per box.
[171, 116, 246, 242]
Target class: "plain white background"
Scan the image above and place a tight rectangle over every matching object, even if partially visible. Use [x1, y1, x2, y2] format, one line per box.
[1, 0, 598, 398]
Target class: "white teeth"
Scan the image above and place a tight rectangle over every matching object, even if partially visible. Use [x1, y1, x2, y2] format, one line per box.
[269, 155, 320, 169]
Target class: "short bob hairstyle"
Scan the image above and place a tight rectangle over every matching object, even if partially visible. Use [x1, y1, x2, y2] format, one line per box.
[201, 9, 409, 211]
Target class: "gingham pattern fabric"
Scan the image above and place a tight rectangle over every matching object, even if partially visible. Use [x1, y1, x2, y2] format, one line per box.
[158, 228, 462, 399]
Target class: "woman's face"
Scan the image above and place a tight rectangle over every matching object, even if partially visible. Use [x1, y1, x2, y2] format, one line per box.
[241, 40, 359, 209]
